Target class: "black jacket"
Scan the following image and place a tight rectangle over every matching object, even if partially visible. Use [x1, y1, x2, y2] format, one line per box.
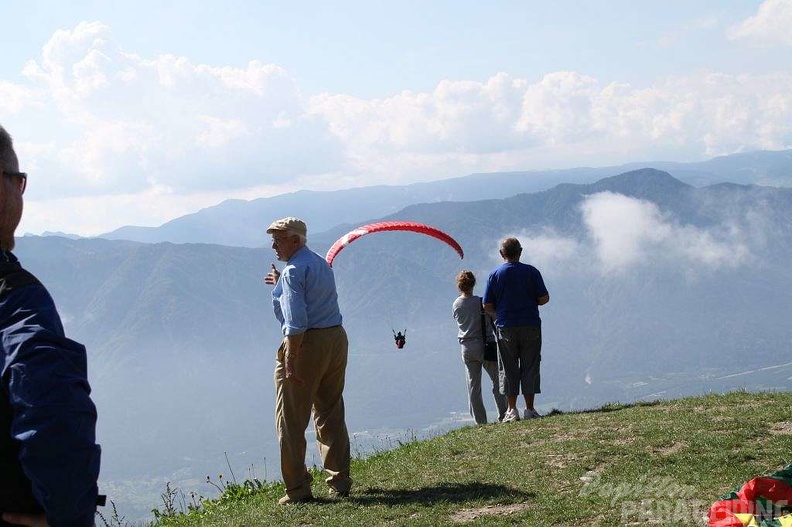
[0, 252, 100, 527]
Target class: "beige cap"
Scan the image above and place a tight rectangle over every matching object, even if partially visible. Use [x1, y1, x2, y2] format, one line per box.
[266, 217, 307, 236]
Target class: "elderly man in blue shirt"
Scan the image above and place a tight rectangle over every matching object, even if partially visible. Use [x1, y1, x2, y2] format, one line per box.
[264, 217, 351, 504]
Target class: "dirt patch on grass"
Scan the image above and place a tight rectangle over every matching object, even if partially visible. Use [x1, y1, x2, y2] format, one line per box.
[707, 415, 735, 422]
[770, 421, 792, 435]
[545, 453, 578, 468]
[550, 431, 578, 442]
[449, 502, 531, 523]
[732, 400, 767, 410]
[655, 441, 686, 456]
[613, 436, 638, 446]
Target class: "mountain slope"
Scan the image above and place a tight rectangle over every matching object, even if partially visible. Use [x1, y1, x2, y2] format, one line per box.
[97, 168, 617, 246]
[151, 391, 792, 527]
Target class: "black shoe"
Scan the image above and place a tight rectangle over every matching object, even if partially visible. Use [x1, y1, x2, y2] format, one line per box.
[328, 488, 350, 499]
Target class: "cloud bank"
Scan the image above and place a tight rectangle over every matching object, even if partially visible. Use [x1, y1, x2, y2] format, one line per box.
[728, 0, 792, 46]
[1, 0, 790, 235]
[18, 22, 343, 198]
[508, 192, 753, 278]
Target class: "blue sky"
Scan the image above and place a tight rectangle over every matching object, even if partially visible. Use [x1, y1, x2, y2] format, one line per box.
[1, 0, 790, 236]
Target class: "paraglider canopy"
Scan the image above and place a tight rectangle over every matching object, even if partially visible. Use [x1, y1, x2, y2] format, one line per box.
[326, 221, 461, 350]
[708, 464, 792, 527]
[325, 221, 464, 267]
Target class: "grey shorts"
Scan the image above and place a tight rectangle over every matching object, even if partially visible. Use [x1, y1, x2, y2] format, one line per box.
[497, 326, 542, 396]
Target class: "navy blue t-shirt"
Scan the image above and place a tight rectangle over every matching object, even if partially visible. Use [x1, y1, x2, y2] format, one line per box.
[483, 262, 548, 328]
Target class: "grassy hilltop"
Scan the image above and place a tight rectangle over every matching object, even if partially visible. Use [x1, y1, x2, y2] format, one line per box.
[142, 391, 791, 527]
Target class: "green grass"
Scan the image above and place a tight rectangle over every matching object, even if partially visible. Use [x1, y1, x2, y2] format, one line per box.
[150, 390, 791, 526]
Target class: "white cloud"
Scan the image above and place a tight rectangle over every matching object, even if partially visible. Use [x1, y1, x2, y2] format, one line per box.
[477, 193, 759, 281]
[2, 21, 792, 235]
[194, 116, 249, 148]
[728, 0, 792, 46]
[580, 192, 750, 273]
[309, 70, 792, 182]
[514, 231, 582, 272]
[517, 71, 601, 141]
[17, 22, 343, 199]
[0, 81, 41, 114]
[581, 192, 669, 270]
[310, 72, 529, 157]
[479, 229, 583, 280]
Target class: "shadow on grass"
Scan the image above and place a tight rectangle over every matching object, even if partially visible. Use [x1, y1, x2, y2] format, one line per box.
[346, 482, 534, 507]
[532, 400, 663, 419]
[576, 400, 663, 414]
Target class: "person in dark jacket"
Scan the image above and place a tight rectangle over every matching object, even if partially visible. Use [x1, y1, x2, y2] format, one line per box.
[0, 124, 101, 527]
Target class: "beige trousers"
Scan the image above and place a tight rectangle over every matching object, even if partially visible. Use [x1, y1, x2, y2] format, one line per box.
[274, 325, 351, 498]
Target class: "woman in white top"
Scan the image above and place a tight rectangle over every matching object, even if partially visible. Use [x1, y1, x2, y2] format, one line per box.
[452, 270, 507, 424]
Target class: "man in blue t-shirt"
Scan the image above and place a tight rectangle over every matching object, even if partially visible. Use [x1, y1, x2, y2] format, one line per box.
[483, 237, 549, 422]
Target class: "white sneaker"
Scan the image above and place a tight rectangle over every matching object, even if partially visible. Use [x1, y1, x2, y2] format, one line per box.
[523, 409, 542, 419]
[502, 408, 520, 422]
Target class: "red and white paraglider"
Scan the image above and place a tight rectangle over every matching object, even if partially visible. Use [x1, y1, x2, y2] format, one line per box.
[325, 221, 464, 267]
[325, 221, 464, 349]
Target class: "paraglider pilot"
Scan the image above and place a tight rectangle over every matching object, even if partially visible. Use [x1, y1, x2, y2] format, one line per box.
[393, 330, 406, 349]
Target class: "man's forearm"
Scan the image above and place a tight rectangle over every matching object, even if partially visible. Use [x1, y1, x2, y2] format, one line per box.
[483, 303, 496, 320]
[285, 332, 305, 355]
[283, 332, 307, 385]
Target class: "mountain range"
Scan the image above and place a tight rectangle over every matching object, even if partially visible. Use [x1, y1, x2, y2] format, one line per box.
[93, 149, 792, 247]
[14, 152, 792, 521]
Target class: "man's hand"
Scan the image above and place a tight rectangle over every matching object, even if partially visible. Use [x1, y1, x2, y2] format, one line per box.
[1, 512, 49, 527]
[284, 351, 306, 387]
[264, 264, 280, 285]
[284, 334, 306, 387]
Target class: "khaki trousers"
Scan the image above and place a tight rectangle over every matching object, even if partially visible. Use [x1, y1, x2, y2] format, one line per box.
[274, 325, 351, 498]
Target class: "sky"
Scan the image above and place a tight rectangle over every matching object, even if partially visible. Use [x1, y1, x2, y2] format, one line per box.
[1, 0, 790, 236]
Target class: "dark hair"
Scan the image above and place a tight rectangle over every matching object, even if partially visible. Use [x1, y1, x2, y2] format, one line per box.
[0, 125, 15, 172]
[500, 237, 523, 259]
[456, 270, 476, 292]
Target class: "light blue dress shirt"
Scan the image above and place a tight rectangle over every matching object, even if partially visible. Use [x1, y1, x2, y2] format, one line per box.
[272, 245, 343, 335]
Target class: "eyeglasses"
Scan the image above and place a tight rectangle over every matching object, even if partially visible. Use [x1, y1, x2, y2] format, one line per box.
[271, 235, 292, 245]
[2, 171, 27, 195]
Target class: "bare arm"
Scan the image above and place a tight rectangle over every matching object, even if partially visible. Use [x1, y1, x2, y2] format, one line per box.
[483, 302, 497, 320]
[537, 294, 549, 306]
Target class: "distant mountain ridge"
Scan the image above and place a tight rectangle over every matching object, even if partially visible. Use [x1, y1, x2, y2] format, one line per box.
[95, 149, 792, 247]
